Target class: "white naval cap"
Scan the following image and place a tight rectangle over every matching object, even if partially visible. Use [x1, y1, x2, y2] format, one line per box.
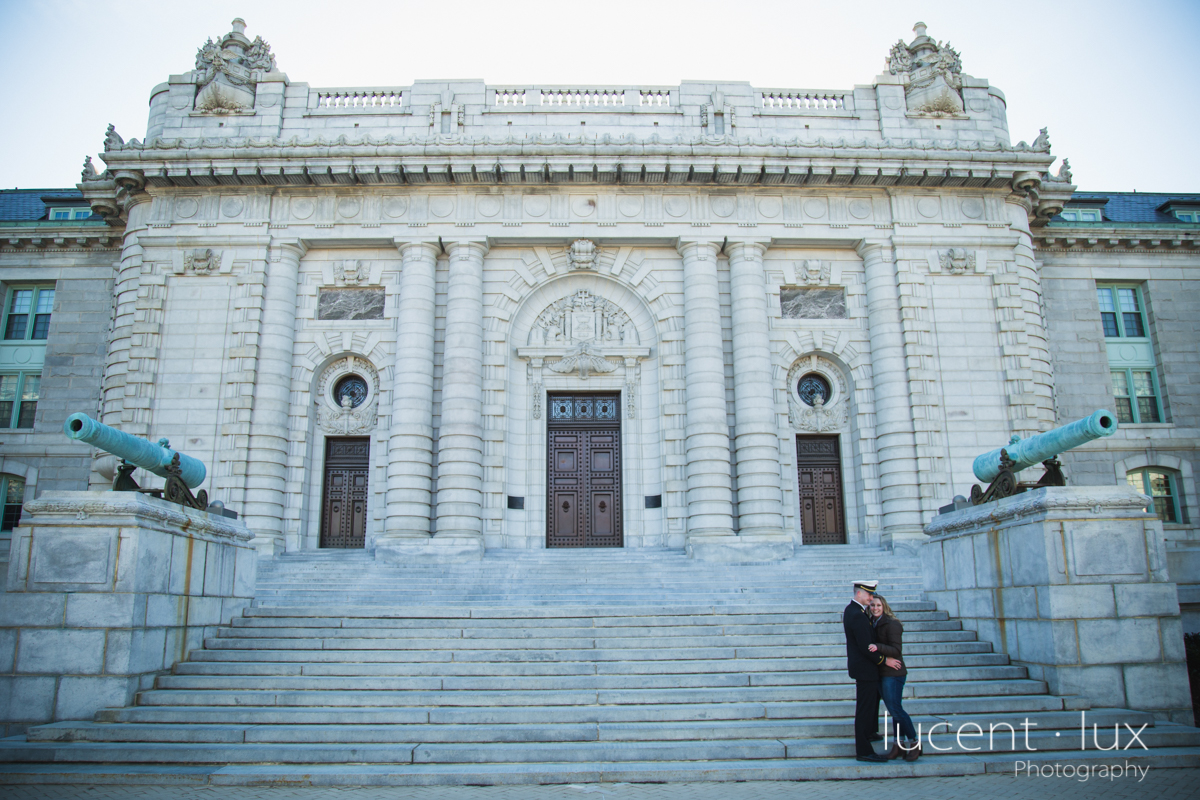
[853, 580, 878, 594]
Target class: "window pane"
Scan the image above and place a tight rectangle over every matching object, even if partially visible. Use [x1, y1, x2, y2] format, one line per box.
[1133, 371, 1156, 396]
[20, 375, 39, 401]
[30, 315, 50, 340]
[1, 503, 21, 532]
[1127, 473, 1148, 493]
[1117, 288, 1139, 313]
[8, 291, 31, 315]
[1114, 398, 1134, 424]
[3, 314, 27, 340]
[1122, 312, 1144, 337]
[0, 375, 16, 403]
[1061, 210, 1078, 221]
[16, 401, 36, 429]
[1137, 397, 1161, 423]
[1148, 472, 1177, 523]
[4, 477, 24, 505]
[1101, 313, 1119, 337]
[34, 290, 54, 314]
[1111, 371, 1130, 398]
[1096, 288, 1115, 312]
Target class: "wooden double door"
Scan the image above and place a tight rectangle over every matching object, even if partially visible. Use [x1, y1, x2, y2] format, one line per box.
[320, 437, 369, 548]
[796, 435, 846, 545]
[546, 394, 622, 548]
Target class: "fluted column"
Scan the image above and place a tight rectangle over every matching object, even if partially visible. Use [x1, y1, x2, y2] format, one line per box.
[677, 240, 734, 538]
[726, 240, 786, 536]
[433, 239, 489, 542]
[242, 239, 304, 556]
[858, 241, 923, 545]
[381, 240, 441, 540]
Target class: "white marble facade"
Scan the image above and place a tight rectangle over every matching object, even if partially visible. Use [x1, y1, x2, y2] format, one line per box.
[74, 19, 1082, 560]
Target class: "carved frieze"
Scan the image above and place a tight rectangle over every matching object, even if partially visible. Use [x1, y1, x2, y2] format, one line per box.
[546, 343, 619, 379]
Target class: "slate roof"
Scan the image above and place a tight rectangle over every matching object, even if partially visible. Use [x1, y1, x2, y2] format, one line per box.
[0, 188, 95, 222]
[1058, 192, 1200, 224]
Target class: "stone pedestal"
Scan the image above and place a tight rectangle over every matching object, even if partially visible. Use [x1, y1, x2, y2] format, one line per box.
[922, 486, 1192, 723]
[0, 491, 256, 736]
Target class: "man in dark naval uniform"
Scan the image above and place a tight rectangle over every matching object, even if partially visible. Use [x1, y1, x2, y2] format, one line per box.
[843, 579, 888, 762]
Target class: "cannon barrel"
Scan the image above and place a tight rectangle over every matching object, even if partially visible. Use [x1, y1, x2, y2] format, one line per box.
[63, 413, 206, 489]
[973, 409, 1118, 483]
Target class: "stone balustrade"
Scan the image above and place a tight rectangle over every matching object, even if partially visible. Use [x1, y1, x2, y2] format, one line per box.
[760, 90, 850, 113]
[312, 88, 405, 111]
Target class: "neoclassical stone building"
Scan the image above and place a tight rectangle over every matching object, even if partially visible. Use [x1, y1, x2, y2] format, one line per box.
[1, 19, 1196, 573]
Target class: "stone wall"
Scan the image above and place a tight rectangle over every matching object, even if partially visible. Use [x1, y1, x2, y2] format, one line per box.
[921, 485, 1192, 723]
[0, 491, 255, 736]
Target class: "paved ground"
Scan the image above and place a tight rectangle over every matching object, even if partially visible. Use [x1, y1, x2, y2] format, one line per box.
[5, 769, 1199, 800]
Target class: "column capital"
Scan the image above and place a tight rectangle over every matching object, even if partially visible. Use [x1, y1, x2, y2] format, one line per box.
[723, 239, 771, 260]
[393, 239, 441, 261]
[676, 239, 721, 260]
[855, 240, 893, 262]
[446, 239, 490, 260]
[268, 238, 308, 261]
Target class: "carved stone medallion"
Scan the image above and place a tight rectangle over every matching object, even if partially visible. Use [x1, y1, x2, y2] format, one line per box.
[315, 356, 380, 435]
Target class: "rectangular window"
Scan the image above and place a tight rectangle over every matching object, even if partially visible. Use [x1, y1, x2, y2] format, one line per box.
[2, 286, 54, 341]
[1172, 210, 1200, 223]
[1060, 208, 1102, 222]
[0, 475, 24, 532]
[48, 207, 91, 221]
[0, 373, 39, 429]
[1096, 285, 1147, 338]
[1111, 369, 1162, 424]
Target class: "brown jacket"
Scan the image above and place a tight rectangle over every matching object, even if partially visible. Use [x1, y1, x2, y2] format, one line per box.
[872, 614, 907, 677]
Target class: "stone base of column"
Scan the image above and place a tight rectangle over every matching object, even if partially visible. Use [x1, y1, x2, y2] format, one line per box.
[249, 534, 285, 558]
[685, 532, 794, 563]
[882, 525, 928, 557]
[374, 534, 484, 564]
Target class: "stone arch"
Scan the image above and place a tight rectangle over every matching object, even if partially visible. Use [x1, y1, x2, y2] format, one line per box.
[1115, 453, 1197, 526]
[777, 347, 878, 546]
[502, 272, 666, 550]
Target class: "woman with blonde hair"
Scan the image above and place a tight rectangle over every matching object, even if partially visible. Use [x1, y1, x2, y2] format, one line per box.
[868, 594, 920, 761]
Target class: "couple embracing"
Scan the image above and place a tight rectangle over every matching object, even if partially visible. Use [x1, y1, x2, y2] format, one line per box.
[842, 579, 921, 763]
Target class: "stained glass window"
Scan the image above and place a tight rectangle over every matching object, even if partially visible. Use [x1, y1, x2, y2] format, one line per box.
[797, 374, 831, 407]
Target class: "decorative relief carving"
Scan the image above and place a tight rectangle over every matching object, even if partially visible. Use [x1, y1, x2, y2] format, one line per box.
[333, 260, 369, 286]
[700, 90, 736, 133]
[566, 239, 600, 270]
[315, 356, 380, 435]
[546, 343, 619, 380]
[798, 260, 830, 285]
[182, 248, 218, 274]
[887, 22, 964, 115]
[786, 355, 850, 433]
[529, 290, 637, 346]
[939, 248, 976, 274]
[193, 19, 277, 113]
[429, 89, 465, 134]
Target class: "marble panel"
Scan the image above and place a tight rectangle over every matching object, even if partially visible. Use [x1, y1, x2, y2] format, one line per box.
[780, 288, 846, 319]
[318, 289, 385, 321]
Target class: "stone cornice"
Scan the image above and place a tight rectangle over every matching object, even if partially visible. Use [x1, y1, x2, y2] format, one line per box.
[0, 224, 121, 252]
[22, 490, 254, 543]
[1035, 226, 1200, 253]
[923, 485, 1152, 538]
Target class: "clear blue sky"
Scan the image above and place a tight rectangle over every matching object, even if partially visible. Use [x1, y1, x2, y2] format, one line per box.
[1, 0, 1196, 192]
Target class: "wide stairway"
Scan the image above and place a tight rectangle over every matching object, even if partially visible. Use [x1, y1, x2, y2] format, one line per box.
[4, 546, 1200, 785]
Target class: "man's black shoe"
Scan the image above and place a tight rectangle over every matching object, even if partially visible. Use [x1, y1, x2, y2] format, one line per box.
[856, 753, 889, 763]
[868, 733, 884, 742]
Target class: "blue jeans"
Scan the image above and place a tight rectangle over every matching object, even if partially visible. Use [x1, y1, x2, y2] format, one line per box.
[880, 675, 917, 742]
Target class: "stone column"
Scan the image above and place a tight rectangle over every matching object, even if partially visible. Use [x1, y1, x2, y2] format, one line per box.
[430, 239, 489, 559]
[378, 241, 440, 550]
[242, 239, 304, 557]
[725, 240, 788, 540]
[858, 241, 924, 549]
[676, 240, 737, 558]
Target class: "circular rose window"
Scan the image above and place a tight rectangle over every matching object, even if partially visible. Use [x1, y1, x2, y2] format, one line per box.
[797, 373, 831, 407]
[333, 375, 369, 408]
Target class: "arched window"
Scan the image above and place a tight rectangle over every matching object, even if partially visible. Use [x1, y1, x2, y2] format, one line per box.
[1126, 468, 1188, 524]
[0, 474, 24, 531]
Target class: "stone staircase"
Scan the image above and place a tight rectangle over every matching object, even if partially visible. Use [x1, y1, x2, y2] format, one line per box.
[3, 546, 1199, 785]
